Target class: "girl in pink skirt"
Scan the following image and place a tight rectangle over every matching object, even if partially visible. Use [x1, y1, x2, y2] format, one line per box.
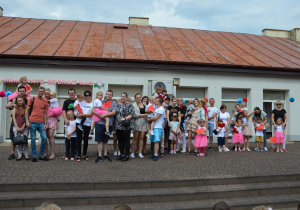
[194, 119, 207, 156]
[92, 91, 110, 136]
[275, 118, 285, 152]
[232, 118, 244, 151]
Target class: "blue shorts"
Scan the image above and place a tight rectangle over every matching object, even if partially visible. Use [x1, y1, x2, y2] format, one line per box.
[208, 123, 214, 137]
[151, 128, 162, 143]
[95, 124, 112, 143]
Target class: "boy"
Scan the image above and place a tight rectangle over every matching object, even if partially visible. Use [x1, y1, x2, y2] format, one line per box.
[216, 119, 227, 152]
[73, 93, 85, 131]
[255, 117, 265, 151]
[146, 96, 156, 135]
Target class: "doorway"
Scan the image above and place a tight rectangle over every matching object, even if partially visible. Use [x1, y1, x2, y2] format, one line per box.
[263, 101, 285, 138]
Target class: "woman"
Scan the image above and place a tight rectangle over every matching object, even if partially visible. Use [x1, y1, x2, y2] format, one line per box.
[12, 97, 30, 160]
[115, 92, 135, 162]
[131, 93, 148, 158]
[252, 107, 268, 151]
[76, 90, 93, 162]
[216, 104, 230, 152]
[166, 98, 181, 152]
[186, 98, 204, 155]
[271, 101, 288, 152]
[142, 96, 149, 105]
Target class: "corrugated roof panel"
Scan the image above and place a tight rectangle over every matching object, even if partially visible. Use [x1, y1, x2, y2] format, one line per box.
[78, 22, 106, 58]
[30, 20, 76, 56]
[180, 28, 231, 64]
[102, 24, 124, 58]
[0, 19, 45, 54]
[166, 28, 211, 63]
[4, 20, 61, 55]
[195, 30, 250, 66]
[152, 27, 191, 62]
[0, 18, 29, 39]
[244, 34, 300, 68]
[0, 17, 14, 27]
[122, 24, 147, 60]
[271, 37, 300, 54]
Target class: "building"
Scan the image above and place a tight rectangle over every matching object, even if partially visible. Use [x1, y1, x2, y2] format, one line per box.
[0, 14, 299, 143]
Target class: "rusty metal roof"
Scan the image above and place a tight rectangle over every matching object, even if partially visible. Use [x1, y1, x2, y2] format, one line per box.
[1, 16, 300, 70]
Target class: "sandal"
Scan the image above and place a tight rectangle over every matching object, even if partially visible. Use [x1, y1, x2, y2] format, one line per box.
[187, 151, 191, 155]
[76, 157, 81, 162]
[49, 155, 55, 160]
[83, 156, 89, 161]
[25, 157, 30, 160]
[246, 148, 251, 151]
[193, 151, 198, 155]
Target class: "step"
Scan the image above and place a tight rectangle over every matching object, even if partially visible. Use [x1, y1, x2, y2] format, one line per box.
[1, 181, 300, 208]
[1, 174, 299, 192]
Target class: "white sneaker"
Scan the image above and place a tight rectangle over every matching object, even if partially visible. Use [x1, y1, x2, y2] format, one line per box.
[138, 153, 144, 158]
[225, 147, 230, 152]
[176, 148, 180, 152]
[181, 149, 186, 153]
[264, 147, 268, 151]
[130, 153, 135, 158]
[149, 130, 154, 135]
[219, 149, 222, 152]
[254, 147, 258, 151]
[118, 151, 121, 156]
[114, 151, 118, 156]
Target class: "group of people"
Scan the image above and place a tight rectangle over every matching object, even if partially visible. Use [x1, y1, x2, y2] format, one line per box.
[6, 76, 288, 163]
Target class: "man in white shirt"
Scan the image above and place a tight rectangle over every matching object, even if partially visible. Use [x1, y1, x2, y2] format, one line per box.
[148, 97, 165, 161]
[207, 98, 218, 150]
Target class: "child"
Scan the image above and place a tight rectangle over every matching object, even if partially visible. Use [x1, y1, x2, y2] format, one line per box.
[154, 87, 164, 99]
[90, 91, 103, 135]
[193, 119, 207, 156]
[185, 99, 194, 123]
[47, 91, 63, 119]
[92, 93, 110, 136]
[241, 102, 248, 111]
[216, 119, 227, 152]
[255, 117, 265, 152]
[64, 111, 77, 160]
[232, 118, 244, 151]
[162, 97, 170, 109]
[274, 118, 285, 152]
[146, 96, 156, 136]
[169, 113, 181, 154]
[73, 94, 85, 131]
[8, 76, 33, 102]
[241, 110, 254, 151]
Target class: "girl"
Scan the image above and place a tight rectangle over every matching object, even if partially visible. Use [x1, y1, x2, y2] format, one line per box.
[193, 119, 207, 156]
[12, 97, 30, 160]
[232, 118, 244, 151]
[274, 118, 285, 152]
[169, 113, 181, 154]
[92, 92, 110, 136]
[46, 91, 62, 159]
[8, 76, 33, 102]
[64, 111, 77, 160]
[154, 87, 164, 99]
[90, 91, 103, 135]
[241, 110, 254, 151]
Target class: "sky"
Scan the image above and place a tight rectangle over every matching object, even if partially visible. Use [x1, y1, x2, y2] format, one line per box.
[1, 0, 300, 35]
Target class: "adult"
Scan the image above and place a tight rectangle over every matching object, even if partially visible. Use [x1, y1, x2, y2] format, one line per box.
[26, 86, 49, 162]
[148, 97, 165, 161]
[207, 98, 218, 150]
[131, 93, 148, 159]
[115, 92, 135, 161]
[252, 107, 268, 151]
[216, 104, 230, 152]
[44, 88, 55, 159]
[62, 88, 76, 158]
[166, 98, 181, 152]
[93, 90, 117, 163]
[271, 101, 288, 152]
[177, 97, 187, 153]
[142, 96, 149, 105]
[12, 97, 30, 160]
[5, 85, 27, 160]
[200, 98, 209, 127]
[186, 98, 205, 155]
[75, 90, 93, 161]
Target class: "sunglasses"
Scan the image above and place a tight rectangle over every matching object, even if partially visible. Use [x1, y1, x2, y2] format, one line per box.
[85, 95, 91, 97]
[276, 104, 282, 105]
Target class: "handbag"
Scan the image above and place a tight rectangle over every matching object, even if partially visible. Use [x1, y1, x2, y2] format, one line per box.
[13, 134, 28, 145]
[122, 120, 131, 127]
[265, 123, 270, 130]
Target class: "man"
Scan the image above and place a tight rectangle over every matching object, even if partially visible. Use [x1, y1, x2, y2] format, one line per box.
[177, 97, 187, 153]
[93, 90, 117, 163]
[5, 85, 27, 160]
[207, 98, 218, 150]
[148, 97, 165, 161]
[26, 86, 49, 162]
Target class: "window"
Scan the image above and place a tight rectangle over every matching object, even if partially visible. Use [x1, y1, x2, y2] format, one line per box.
[222, 89, 247, 119]
[263, 90, 285, 101]
[108, 85, 143, 101]
[176, 87, 205, 106]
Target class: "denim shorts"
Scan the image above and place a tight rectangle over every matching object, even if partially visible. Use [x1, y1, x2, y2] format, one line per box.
[208, 123, 214, 137]
[95, 124, 112, 143]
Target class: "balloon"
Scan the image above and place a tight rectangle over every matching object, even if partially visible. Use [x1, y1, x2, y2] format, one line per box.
[102, 101, 112, 109]
[147, 105, 155, 112]
[289, 97, 295, 102]
[0, 91, 5, 97]
[237, 98, 243, 103]
[269, 137, 276, 144]
[196, 127, 205, 134]
[256, 124, 263, 131]
[243, 98, 248, 102]
[205, 98, 208, 102]
[5, 91, 12, 97]
[182, 99, 185, 104]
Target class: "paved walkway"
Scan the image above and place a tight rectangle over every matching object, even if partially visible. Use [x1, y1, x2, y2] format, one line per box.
[0, 141, 299, 184]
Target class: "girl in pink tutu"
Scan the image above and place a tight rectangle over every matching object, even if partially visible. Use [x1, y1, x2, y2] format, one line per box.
[194, 119, 207, 156]
[90, 91, 103, 135]
[8, 76, 33, 102]
[275, 118, 285, 152]
[92, 91, 110, 136]
[232, 118, 244, 151]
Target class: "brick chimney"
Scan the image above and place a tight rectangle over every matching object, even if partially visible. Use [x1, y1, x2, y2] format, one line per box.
[0, 6, 3, 17]
[129, 17, 149, 26]
[262, 28, 300, 41]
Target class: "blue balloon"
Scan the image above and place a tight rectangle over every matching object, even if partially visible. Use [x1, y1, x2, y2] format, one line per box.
[5, 91, 12, 97]
[182, 98, 185, 104]
[289, 97, 295, 102]
[237, 98, 243, 104]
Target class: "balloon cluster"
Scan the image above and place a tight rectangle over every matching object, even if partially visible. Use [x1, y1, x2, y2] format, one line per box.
[237, 98, 248, 103]
[0, 91, 12, 98]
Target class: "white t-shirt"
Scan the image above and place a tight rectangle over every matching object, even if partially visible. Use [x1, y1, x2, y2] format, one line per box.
[255, 123, 265, 136]
[234, 125, 243, 133]
[65, 120, 77, 137]
[50, 98, 59, 108]
[207, 106, 218, 124]
[153, 106, 165, 129]
[93, 99, 102, 108]
[75, 101, 93, 126]
[74, 100, 82, 115]
[276, 125, 283, 132]
[217, 127, 225, 137]
[217, 112, 230, 126]
[146, 103, 156, 118]
[241, 107, 248, 111]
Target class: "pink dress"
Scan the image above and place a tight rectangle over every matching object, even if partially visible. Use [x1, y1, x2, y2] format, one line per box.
[274, 125, 284, 143]
[193, 127, 207, 148]
[232, 126, 244, 144]
[92, 107, 109, 122]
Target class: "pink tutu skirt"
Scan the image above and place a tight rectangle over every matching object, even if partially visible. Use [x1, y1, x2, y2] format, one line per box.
[194, 134, 207, 148]
[92, 108, 108, 122]
[275, 131, 284, 143]
[232, 133, 244, 144]
[47, 106, 63, 117]
[8, 92, 30, 100]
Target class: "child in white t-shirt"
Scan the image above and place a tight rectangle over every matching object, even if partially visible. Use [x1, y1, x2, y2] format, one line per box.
[64, 111, 77, 160]
[255, 117, 265, 152]
[146, 96, 156, 135]
[216, 119, 227, 152]
[90, 91, 103, 135]
[73, 94, 85, 131]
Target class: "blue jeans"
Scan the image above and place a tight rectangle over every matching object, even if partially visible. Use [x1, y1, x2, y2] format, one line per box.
[263, 130, 267, 147]
[30, 122, 47, 158]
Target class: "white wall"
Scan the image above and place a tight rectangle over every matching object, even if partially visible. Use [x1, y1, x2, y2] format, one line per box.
[0, 65, 299, 142]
